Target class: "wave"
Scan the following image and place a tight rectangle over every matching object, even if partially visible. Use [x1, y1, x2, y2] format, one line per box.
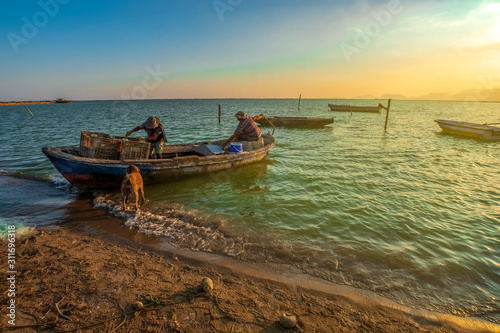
[92, 191, 500, 324]
[93, 193, 254, 257]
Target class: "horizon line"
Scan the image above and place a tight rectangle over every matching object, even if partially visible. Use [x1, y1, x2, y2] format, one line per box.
[1, 98, 500, 104]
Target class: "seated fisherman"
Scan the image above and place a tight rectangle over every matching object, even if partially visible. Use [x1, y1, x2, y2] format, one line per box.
[126, 116, 166, 159]
[222, 111, 263, 148]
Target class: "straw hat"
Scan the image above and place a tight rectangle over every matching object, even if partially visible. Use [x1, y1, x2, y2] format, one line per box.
[235, 111, 247, 120]
[144, 116, 160, 129]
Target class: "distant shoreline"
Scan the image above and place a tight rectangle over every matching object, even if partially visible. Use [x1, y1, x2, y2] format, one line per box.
[0, 101, 57, 105]
[0, 99, 71, 106]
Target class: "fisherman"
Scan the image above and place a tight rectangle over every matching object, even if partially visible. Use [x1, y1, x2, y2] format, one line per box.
[126, 116, 166, 159]
[222, 111, 263, 149]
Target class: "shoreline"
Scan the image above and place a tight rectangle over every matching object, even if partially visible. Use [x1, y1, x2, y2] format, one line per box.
[0, 101, 56, 106]
[0, 100, 71, 106]
[1, 222, 498, 332]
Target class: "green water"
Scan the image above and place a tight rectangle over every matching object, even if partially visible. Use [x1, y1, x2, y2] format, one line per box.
[0, 99, 499, 322]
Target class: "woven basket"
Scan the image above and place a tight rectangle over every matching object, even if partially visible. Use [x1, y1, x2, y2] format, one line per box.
[119, 139, 151, 160]
[79, 131, 122, 160]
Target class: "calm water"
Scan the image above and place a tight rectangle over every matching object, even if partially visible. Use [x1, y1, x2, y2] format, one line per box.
[0, 99, 499, 322]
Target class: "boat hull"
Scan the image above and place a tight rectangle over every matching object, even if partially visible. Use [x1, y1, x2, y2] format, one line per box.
[328, 104, 381, 113]
[256, 116, 333, 128]
[435, 119, 500, 140]
[43, 135, 275, 187]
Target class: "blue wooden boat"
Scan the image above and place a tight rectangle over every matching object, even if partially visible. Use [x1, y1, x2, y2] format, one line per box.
[42, 134, 275, 188]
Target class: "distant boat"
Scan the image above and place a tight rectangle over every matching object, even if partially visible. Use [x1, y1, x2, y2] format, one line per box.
[435, 119, 500, 140]
[255, 116, 334, 128]
[55, 98, 71, 103]
[328, 104, 382, 113]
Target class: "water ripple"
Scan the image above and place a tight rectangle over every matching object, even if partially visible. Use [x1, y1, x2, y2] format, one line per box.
[1, 99, 499, 323]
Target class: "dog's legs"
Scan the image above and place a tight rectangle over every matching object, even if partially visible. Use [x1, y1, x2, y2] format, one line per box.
[139, 187, 145, 206]
[123, 192, 129, 211]
[134, 189, 140, 211]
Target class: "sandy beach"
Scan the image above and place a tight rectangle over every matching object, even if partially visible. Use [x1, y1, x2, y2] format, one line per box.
[1, 208, 498, 333]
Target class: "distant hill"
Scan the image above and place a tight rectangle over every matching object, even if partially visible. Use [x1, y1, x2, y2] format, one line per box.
[415, 92, 450, 101]
[379, 93, 407, 100]
[443, 88, 500, 102]
[352, 88, 500, 102]
[353, 94, 377, 99]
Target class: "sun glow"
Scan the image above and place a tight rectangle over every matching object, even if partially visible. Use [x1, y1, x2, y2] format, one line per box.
[481, 3, 500, 42]
[491, 22, 500, 42]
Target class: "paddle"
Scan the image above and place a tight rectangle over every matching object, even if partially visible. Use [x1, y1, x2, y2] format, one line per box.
[261, 114, 276, 135]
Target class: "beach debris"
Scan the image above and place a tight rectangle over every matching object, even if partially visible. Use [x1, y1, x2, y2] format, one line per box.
[133, 301, 144, 311]
[279, 313, 297, 329]
[200, 277, 214, 293]
[55, 297, 73, 322]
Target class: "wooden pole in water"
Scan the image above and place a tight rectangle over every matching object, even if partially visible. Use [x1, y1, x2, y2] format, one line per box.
[26, 106, 34, 117]
[298, 94, 301, 111]
[218, 104, 221, 123]
[384, 99, 392, 131]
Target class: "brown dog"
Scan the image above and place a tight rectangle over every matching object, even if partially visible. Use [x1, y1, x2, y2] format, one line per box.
[121, 165, 145, 211]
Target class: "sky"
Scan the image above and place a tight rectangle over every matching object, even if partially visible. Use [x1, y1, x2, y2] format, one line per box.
[0, 0, 499, 101]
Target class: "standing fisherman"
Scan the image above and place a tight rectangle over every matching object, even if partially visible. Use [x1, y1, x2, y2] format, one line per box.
[126, 116, 166, 159]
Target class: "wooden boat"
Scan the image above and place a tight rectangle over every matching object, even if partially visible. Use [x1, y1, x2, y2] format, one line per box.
[328, 104, 382, 113]
[434, 120, 500, 140]
[42, 133, 276, 188]
[255, 116, 334, 128]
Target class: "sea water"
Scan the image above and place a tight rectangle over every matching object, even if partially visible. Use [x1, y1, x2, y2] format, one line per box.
[0, 99, 498, 323]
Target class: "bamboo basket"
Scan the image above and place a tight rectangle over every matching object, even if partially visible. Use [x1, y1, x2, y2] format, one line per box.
[117, 137, 151, 160]
[79, 131, 151, 160]
[79, 131, 122, 160]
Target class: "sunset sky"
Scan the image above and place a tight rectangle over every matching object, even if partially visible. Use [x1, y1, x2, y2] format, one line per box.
[0, 0, 499, 101]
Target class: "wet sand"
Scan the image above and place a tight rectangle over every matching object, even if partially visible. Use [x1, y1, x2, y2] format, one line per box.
[1, 196, 498, 332]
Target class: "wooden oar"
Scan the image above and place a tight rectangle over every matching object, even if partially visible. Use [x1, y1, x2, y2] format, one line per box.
[261, 114, 276, 135]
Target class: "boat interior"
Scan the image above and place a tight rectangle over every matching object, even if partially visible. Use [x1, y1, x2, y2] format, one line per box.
[59, 134, 274, 161]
